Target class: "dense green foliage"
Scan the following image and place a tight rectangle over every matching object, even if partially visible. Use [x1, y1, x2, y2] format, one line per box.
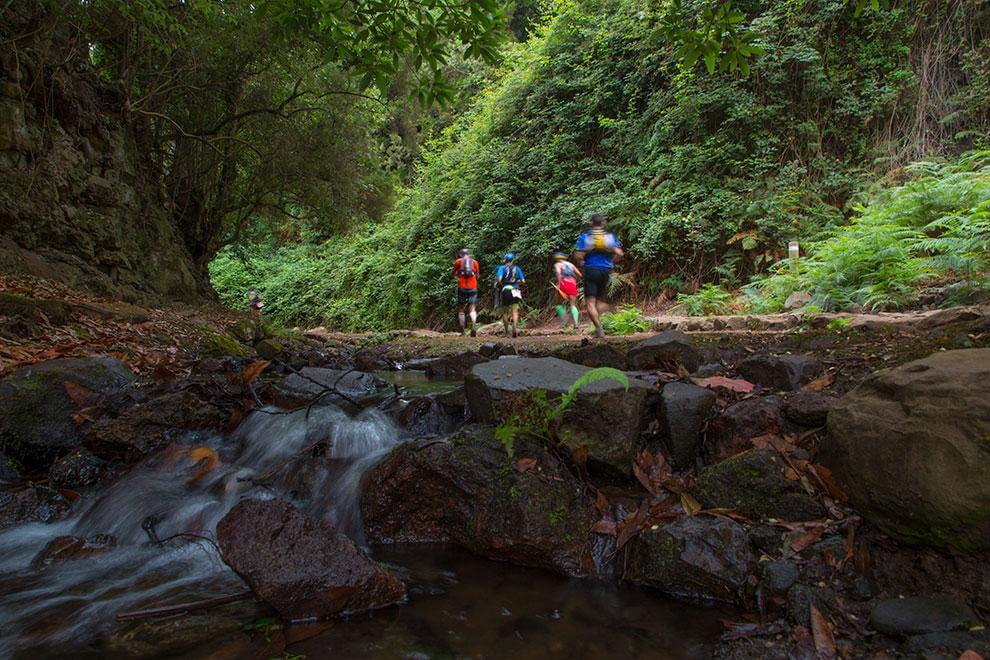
[211, 0, 990, 328]
[746, 150, 990, 311]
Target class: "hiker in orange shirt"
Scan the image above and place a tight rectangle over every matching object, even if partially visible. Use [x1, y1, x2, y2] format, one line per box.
[453, 248, 479, 336]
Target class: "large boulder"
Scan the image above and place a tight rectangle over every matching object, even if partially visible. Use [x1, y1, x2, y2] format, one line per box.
[823, 349, 990, 550]
[216, 499, 405, 620]
[0, 486, 71, 530]
[624, 516, 756, 604]
[273, 368, 389, 410]
[658, 382, 716, 470]
[381, 390, 465, 437]
[694, 449, 826, 522]
[626, 331, 700, 373]
[0, 358, 137, 469]
[736, 354, 821, 391]
[464, 357, 657, 474]
[870, 595, 977, 636]
[84, 391, 226, 461]
[361, 425, 594, 576]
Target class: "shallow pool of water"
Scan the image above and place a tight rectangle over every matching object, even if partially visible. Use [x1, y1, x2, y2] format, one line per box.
[375, 369, 461, 396]
[282, 544, 729, 659]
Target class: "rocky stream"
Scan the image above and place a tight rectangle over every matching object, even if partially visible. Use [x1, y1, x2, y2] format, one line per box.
[0, 304, 988, 658]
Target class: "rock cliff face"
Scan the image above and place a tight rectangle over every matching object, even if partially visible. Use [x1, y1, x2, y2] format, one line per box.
[0, 8, 202, 303]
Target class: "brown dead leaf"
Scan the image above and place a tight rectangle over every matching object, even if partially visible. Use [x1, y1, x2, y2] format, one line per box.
[240, 359, 270, 385]
[616, 505, 650, 551]
[591, 520, 617, 536]
[179, 446, 220, 482]
[515, 457, 537, 473]
[570, 445, 588, 470]
[691, 376, 755, 394]
[593, 489, 609, 515]
[790, 525, 826, 553]
[58, 488, 80, 503]
[63, 380, 93, 406]
[808, 464, 848, 503]
[958, 651, 984, 660]
[809, 604, 837, 660]
[803, 372, 835, 392]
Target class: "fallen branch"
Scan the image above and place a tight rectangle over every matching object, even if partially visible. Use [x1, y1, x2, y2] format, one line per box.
[115, 591, 253, 622]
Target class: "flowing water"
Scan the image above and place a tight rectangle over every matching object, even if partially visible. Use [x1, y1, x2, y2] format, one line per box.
[0, 390, 728, 658]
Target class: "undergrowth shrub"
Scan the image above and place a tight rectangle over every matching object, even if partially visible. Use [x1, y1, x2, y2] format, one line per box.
[676, 284, 734, 316]
[600, 305, 650, 335]
[746, 151, 990, 312]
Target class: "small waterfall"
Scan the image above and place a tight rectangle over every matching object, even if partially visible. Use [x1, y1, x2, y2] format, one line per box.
[0, 402, 402, 656]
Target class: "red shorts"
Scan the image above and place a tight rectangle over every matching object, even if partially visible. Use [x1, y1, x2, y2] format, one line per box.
[559, 276, 578, 297]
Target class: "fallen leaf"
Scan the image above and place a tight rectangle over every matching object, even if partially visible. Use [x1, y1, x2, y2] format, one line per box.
[790, 525, 826, 553]
[515, 457, 537, 473]
[179, 446, 220, 482]
[959, 651, 984, 660]
[721, 621, 786, 641]
[591, 519, 617, 536]
[616, 505, 650, 551]
[240, 359, 270, 385]
[681, 492, 702, 516]
[570, 445, 588, 470]
[58, 488, 80, 503]
[808, 464, 848, 503]
[692, 376, 755, 394]
[810, 604, 837, 660]
[803, 372, 835, 391]
[63, 380, 93, 406]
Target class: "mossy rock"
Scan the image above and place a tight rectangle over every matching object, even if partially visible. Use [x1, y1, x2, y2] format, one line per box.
[0, 292, 72, 325]
[192, 326, 251, 358]
[254, 338, 283, 360]
[0, 357, 137, 469]
[361, 424, 594, 576]
[694, 449, 825, 522]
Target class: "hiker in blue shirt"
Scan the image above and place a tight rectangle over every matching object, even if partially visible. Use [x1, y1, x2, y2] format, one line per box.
[574, 213, 623, 338]
[495, 253, 525, 338]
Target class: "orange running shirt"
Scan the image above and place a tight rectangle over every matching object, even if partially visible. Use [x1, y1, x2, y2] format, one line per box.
[453, 257, 478, 290]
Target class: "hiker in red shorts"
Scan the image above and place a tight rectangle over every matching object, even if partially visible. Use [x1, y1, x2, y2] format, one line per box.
[551, 251, 582, 329]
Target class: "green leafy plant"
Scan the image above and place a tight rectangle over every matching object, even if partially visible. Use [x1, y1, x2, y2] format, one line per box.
[676, 284, 734, 316]
[600, 305, 650, 335]
[827, 316, 853, 331]
[495, 368, 629, 455]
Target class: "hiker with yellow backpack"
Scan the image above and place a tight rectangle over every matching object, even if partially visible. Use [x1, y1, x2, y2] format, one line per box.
[573, 213, 623, 338]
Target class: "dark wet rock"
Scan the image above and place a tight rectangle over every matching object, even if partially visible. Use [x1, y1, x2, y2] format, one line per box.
[554, 342, 626, 369]
[383, 393, 462, 437]
[0, 357, 137, 469]
[625, 516, 756, 604]
[84, 391, 225, 461]
[659, 382, 716, 470]
[736, 354, 821, 391]
[783, 391, 833, 427]
[786, 584, 835, 626]
[870, 595, 976, 636]
[273, 367, 389, 410]
[353, 348, 393, 372]
[0, 292, 73, 325]
[464, 357, 658, 475]
[361, 425, 594, 576]
[694, 449, 825, 522]
[424, 351, 489, 380]
[707, 396, 785, 463]
[254, 338, 284, 360]
[217, 499, 405, 620]
[692, 362, 727, 378]
[626, 331, 700, 372]
[810, 535, 846, 561]
[762, 560, 799, 594]
[748, 525, 782, 555]
[823, 349, 990, 550]
[0, 450, 20, 485]
[48, 448, 108, 488]
[30, 534, 116, 568]
[195, 357, 227, 374]
[0, 486, 71, 530]
[478, 342, 518, 359]
[903, 630, 990, 655]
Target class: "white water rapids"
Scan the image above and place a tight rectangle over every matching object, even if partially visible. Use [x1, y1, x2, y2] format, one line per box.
[0, 404, 401, 657]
